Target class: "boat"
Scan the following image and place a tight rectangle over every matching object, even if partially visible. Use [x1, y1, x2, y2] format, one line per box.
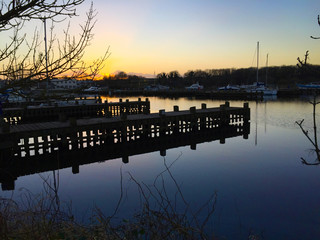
[243, 42, 277, 96]
[218, 85, 240, 91]
[297, 82, 320, 89]
[0, 89, 29, 103]
[244, 82, 277, 96]
[185, 82, 204, 90]
[144, 84, 170, 91]
[83, 86, 101, 92]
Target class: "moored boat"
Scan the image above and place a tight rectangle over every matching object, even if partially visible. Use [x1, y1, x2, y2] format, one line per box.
[185, 82, 204, 90]
[297, 82, 320, 89]
[242, 42, 277, 96]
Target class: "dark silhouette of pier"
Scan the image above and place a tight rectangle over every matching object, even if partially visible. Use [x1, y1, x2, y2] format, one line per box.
[0, 122, 249, 191]
[0, 100, 250, 190]
[2, 98, 150, 125]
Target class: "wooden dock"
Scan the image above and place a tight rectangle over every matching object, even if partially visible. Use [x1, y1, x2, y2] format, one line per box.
[0, 101, 250, 161]
[2, 98, 150, 125]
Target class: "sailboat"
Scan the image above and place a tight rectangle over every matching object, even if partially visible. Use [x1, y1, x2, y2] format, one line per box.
[244, 42, 277, 96]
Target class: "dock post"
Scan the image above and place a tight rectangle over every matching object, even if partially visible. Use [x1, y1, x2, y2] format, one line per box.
[190, 107, 197, 131]
[144, 98, 150, 114]
[243, 102, 250, 122]
[72, 164, 79, 174]
[219, 104, 229, 127]
[122, 155, 129, 164]
[159, 109, 166, 116]
[190, 143, 196, 150]
[243, 102, 250, 139]
[160, 149, 166, 156]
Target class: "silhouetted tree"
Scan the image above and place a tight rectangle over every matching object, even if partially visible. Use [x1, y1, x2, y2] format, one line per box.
[167, 71, 181, 79]
[184, 70, 195, 79]
[115, 71, 128, 80]
[157, 72, 167, 79]
[0, 0, 109, 91]
[297, 50, 310, 80]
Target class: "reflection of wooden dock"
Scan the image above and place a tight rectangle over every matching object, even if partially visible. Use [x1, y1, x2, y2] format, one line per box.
[0, 123, 250, 190]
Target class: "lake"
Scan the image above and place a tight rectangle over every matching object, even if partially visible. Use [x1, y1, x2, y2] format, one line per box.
[1, 96, 320, 239]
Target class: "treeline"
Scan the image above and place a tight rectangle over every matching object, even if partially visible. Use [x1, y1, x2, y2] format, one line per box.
[100, 65, 320, 90]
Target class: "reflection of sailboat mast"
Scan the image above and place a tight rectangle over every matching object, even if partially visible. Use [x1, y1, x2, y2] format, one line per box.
[265, 100, 267, 133]
[255, 101, 258, 146]
[266, 53, 269, 86]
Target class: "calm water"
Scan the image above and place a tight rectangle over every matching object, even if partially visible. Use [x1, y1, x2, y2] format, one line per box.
[1, 96, 320, 239]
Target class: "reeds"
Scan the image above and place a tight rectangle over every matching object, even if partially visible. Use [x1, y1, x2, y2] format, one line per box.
[0, 156, 217, 239]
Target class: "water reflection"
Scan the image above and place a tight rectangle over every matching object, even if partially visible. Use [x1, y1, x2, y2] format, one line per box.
[3, 97, 320, 239]
[0, 123, 250, 191]
[296, 95, 320, 165]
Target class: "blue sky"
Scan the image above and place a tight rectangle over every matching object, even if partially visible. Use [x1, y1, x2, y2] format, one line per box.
[52, 0, 320, 76]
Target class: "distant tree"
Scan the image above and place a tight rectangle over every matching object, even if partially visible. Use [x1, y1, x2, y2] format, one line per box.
[115, 71, 128, 79]
[167, 71, 181, 79]
[297, 50, 310, 79]
[193, 70, 209, 79]
[128, 75, 140, 81]
[184, 70, 195, 79]
[157, 72, 167, 79]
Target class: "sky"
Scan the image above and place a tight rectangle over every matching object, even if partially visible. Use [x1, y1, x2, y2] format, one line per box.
[9, 0, 320, 77]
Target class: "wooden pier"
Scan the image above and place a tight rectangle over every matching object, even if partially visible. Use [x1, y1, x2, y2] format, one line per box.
[0, 101, 250, 161]
[2, 98, 150, 125]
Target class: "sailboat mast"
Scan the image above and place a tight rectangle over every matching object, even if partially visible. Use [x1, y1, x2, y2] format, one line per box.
[256, 41, 259, 84]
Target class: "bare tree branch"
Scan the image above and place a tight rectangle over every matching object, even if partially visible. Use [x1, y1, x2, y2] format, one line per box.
[297, 94, 320, 165]
[0, 0, 85, 32]
[311, 15, 320, 39]
[0, 1, 110, 92]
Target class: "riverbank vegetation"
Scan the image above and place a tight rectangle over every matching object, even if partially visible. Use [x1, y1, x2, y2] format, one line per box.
[100, 64, 320, 90]
[0, 159, 221, 240]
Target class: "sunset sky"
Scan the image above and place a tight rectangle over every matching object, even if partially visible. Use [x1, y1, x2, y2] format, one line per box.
[78, 0, 319, 77]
